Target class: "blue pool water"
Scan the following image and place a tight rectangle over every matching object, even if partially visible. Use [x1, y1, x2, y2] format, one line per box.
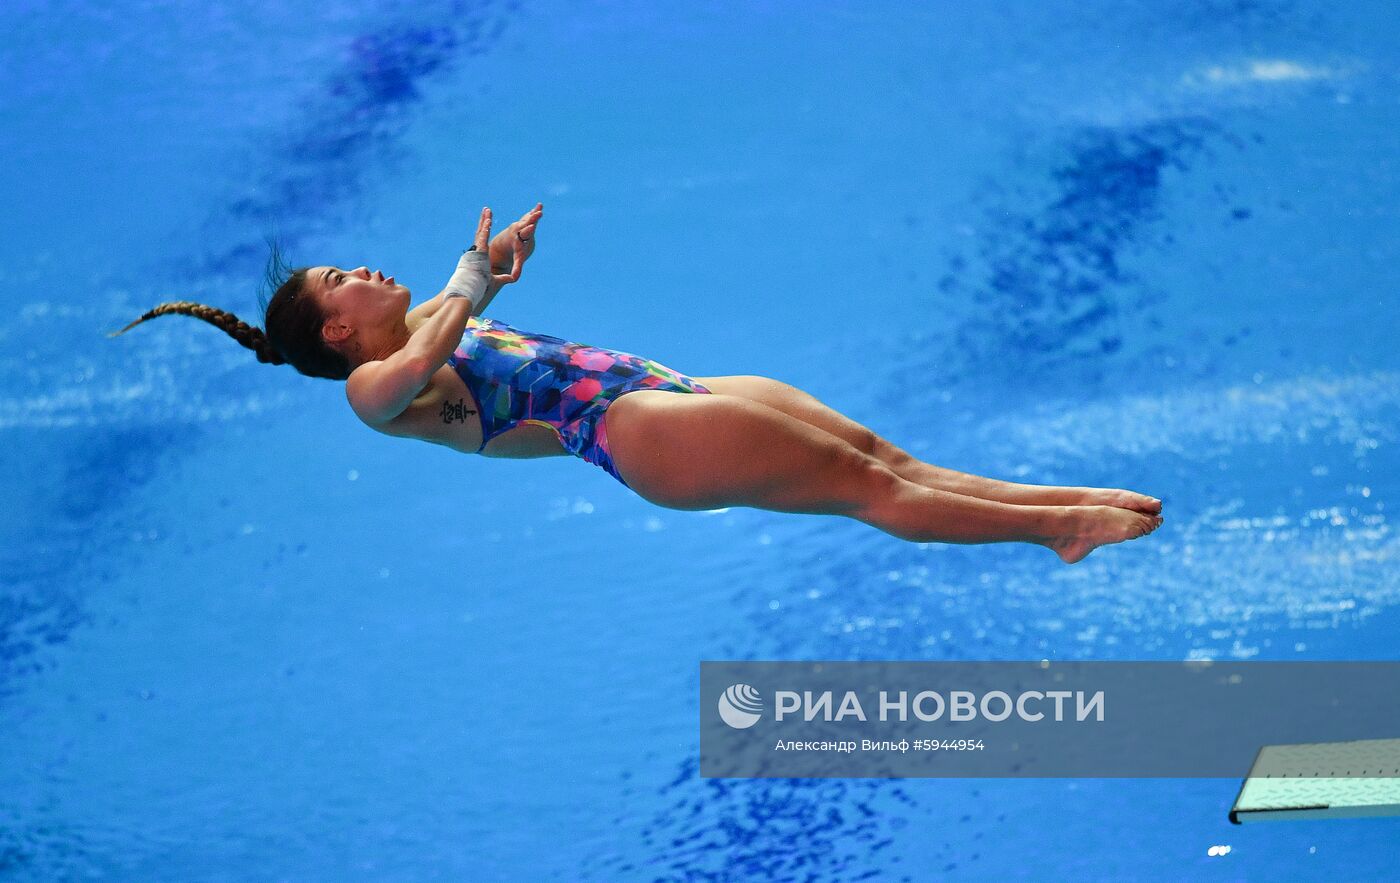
[3, 0, 1398, 878]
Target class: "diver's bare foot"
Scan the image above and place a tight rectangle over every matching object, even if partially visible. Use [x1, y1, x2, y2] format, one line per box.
[1047, 506, 1163, 564]
[1076, 488, 1162, 515]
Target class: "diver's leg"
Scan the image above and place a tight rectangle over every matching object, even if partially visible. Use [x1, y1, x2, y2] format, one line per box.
[603, 390, 1160, 562]
[691, 375, 1161, 514]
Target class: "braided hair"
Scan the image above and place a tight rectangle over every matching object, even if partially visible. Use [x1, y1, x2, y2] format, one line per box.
[107, 238, 352, 381]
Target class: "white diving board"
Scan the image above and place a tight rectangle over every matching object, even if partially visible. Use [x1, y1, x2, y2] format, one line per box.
[1231, 738, 1400, 823]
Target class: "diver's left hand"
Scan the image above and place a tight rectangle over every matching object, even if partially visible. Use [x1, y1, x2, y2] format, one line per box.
[488, 202, 543, 273]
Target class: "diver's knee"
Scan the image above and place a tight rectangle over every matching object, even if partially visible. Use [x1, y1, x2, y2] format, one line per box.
[826, 448, 902, 513]
[849, 427, 885, 457]
[871, 435, 913, 466]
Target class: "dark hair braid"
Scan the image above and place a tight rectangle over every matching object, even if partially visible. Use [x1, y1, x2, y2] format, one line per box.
[106, 237, 351, 381]
[107, 301, 287, 365]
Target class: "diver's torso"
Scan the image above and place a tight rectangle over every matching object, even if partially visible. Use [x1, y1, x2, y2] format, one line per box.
[354, 319, 570, 459]
[353, 316, 703, 459]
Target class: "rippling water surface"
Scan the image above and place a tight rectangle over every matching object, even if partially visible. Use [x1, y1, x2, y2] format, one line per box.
[2, 0, 1397, 878]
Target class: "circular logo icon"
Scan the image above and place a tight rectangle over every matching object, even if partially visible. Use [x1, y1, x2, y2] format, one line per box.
[718, 683, 763, 729]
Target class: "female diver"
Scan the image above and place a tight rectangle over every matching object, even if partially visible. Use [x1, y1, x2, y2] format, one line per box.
[110, 203, 1162, 564]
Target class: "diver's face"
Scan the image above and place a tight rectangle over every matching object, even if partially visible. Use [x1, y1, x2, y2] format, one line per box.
[308, 264, 411, 326]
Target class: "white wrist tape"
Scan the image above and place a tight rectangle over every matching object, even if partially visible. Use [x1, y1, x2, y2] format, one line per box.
[442, 249, 491, 310]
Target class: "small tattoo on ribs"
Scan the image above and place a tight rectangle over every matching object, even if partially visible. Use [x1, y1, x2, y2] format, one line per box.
[440, 399, 477, 423]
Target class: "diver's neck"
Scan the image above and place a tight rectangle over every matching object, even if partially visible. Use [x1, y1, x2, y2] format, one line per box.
[360, 324, 413, 366]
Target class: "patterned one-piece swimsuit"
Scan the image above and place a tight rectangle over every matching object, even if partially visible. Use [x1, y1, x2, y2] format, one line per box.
[444, 316, 713, 488]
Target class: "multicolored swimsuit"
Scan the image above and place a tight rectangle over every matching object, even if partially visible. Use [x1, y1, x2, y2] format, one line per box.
[444, 316, 713, 488]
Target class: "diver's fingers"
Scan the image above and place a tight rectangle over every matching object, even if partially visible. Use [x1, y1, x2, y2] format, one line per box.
[493, 245, 524, 283]
[474, 206, 493, 251]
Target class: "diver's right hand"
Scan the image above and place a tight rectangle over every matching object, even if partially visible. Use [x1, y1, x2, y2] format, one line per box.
[471, 206, 524, 286]
[490, 202, 543, 275]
